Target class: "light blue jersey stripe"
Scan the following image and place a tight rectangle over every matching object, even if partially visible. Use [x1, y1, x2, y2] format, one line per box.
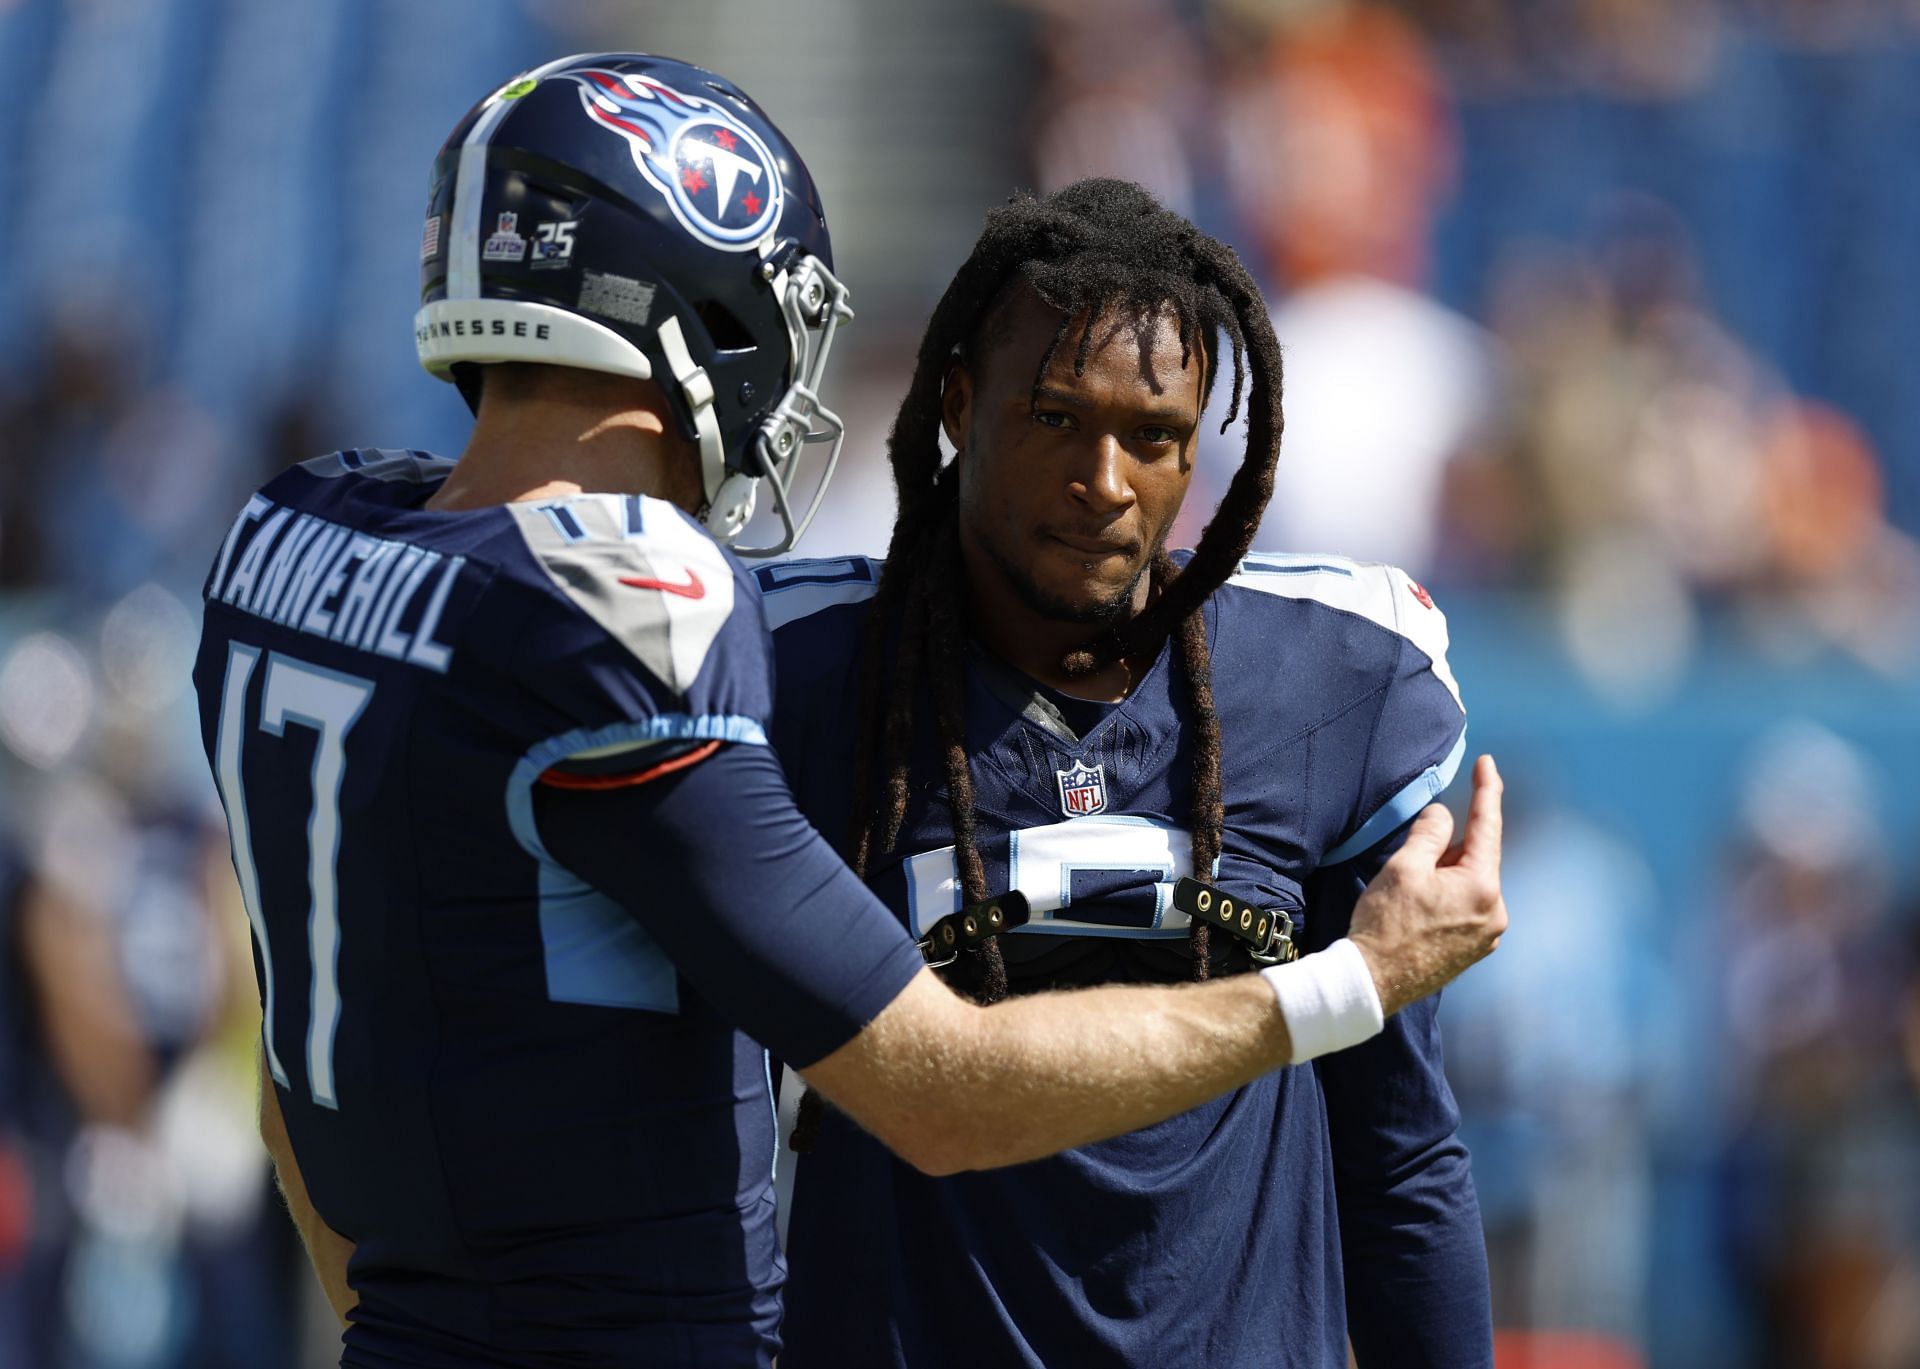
[1322, 727, 1469, 866]
[503, 714, 767, 1011]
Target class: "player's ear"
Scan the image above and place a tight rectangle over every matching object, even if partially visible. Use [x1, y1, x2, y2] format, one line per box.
[941, 358, 974, 458]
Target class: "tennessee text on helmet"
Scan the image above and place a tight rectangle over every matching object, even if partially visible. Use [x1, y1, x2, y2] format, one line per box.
[414, 54, 854, 556]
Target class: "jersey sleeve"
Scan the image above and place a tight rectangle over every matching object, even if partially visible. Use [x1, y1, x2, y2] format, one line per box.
[533, 741, 924, 1068]
[503, 494, 773, 779]
[1305, 573, 1487, 1363]
[1304, 831, 1494, 1367]
[1322, 566, 1467, 866]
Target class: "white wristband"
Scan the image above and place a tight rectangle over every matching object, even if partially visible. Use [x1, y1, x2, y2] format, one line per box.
[1260, 938, 1385, 1065]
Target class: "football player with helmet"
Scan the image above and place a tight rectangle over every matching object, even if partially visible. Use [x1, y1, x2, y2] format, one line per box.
[193, 58, 1505, 1367]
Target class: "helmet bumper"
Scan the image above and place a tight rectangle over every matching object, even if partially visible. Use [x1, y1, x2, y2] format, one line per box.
[413, 299, 653, 381]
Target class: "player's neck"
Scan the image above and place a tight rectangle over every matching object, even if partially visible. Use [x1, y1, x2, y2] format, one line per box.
[428, 393, 704, 514]
[964, 554, 1151, 703]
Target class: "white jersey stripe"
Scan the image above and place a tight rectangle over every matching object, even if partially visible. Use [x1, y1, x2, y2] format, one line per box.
[756, 556, 881, 630]
[1227, 552, 1462, 709]
[761, 576, 880, 631]
[448, 55, 587, 301]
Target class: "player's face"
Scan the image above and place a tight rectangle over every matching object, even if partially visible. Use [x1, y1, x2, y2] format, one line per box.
[945, 290, 1203, 627]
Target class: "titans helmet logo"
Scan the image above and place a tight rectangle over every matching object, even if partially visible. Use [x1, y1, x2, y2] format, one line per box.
[564, 69, 785, 252]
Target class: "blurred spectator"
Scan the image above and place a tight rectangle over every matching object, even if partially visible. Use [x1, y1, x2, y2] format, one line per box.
[0, 309, 143, 596]
[1441, 199, 1920, 694]
[1222, 2, 1457, 292]
[1205, 2, 1500, 574]
[1714, 723, 1920, 1369]
[1744, 401, 1920, 674]
[1445, 777, 1675, 1350]
[0, 701, 295, 1367]
[1021, 0, 1207, 220]
[1402, 0, 1722, 97]
[1882, 921, 1920, 1365]
[1443, 201, 1773, 591]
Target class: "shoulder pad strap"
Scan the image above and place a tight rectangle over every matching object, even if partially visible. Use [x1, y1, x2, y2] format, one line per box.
[299, 449, 457, 483]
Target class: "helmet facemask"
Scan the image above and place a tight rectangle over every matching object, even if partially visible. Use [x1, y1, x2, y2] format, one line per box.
[717, 249, 854, 556]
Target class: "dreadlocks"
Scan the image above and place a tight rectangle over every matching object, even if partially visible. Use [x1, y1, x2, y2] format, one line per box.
[791, 179, 1281, 1151]
[861, 176, 1281, 985]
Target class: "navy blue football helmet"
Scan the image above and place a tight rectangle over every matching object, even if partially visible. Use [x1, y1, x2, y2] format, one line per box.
[415, 53, 854, 554]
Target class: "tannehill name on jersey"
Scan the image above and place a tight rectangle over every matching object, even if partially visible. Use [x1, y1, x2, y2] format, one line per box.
[205, 495, 462, 672]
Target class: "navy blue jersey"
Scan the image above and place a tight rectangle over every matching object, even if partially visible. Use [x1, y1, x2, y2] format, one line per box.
[765, 551, 1490, 1369]
[192, 452, 920, 1368]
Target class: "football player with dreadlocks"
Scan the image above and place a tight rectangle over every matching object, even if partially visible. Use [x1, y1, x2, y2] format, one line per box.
[193, 62, 1501, 1369]
[766, 179, 1496, 1368]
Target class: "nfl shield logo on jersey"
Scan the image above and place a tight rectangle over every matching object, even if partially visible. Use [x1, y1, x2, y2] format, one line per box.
[1055, 760, 1108, 817]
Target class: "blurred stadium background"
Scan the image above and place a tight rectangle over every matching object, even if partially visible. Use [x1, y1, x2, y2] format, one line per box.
[0, 0, 1915, 1365]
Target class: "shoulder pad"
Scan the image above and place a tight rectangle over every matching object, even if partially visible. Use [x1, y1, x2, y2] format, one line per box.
[1226, 553, 1460, 708]
[298, 449, 458, 483]
[508, 494, 738, 695]
[754, 555, 881, 630]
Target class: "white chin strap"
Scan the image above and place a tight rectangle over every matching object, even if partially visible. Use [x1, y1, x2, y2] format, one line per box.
[653, 314, 751, 540]
[707, 472, 759, 539]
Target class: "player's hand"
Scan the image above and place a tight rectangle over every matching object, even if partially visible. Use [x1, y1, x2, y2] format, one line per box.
[1346, 754, 1507, 1017]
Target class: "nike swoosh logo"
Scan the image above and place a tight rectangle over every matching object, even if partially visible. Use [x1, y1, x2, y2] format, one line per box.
[617, 569, 707, 599]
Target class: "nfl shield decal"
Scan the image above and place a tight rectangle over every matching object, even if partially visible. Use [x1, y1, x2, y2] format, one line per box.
[563, 69, 784, 252]
[1056, 760, 1108, 817]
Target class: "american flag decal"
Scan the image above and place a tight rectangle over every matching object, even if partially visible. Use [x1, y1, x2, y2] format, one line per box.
[421, 215, 441, 262]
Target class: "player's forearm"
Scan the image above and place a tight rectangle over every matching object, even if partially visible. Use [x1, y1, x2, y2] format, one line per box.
[949, 974, 1292, 1169]
[258, 1052, 359, 1325]
[806, 970, 1290, 1174]
[20, 880, 158, 1126]
[279, 1172, 359, 1327]
[811, 769, 1508, 1176]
